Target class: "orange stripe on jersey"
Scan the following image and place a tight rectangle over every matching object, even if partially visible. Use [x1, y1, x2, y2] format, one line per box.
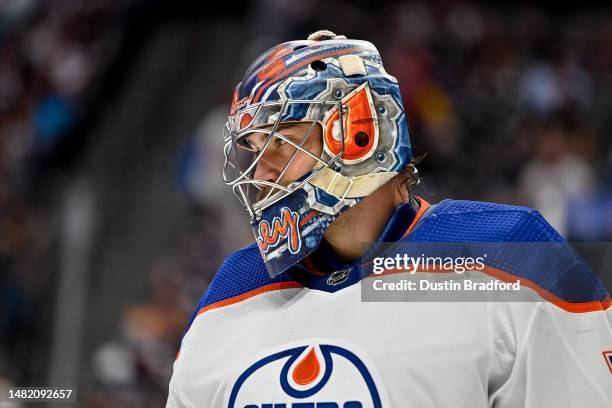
[193, 197, 429, 320]
[359, 196, 431, 270]
[175, 282, 303, 360]
[195, 281, 303, 318]
[302, 255, 329, 276]
[369, 265, 612, 313]
[401, 196, 431, 239]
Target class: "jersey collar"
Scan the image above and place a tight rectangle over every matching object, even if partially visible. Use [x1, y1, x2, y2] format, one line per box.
[286, 196, 429, 292]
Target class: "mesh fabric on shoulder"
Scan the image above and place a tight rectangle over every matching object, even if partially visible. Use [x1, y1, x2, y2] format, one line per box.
[408, 199, 563, 243]
[404, 199, 609, 303]
[183, 243, 294, 333]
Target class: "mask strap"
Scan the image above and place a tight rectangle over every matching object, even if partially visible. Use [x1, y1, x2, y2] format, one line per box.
[309, 167, 397, 199]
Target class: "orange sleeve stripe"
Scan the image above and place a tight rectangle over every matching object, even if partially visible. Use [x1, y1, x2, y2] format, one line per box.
[369, 264, 612, 313]
[195, 281, 303, 317]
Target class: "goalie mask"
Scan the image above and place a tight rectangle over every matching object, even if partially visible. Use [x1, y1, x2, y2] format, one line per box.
[223, 34, 412, 277]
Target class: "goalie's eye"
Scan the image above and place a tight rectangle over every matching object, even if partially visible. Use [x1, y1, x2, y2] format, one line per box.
[237, 136, 260, 153]
[237, 141, 258, 153]
[276, 137, 288, 147]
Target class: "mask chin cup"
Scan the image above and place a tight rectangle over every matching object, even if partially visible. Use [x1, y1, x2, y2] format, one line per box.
[252, 181, 362, 278]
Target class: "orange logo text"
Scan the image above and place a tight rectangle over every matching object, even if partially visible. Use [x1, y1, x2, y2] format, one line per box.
[257, 208, 301, 255]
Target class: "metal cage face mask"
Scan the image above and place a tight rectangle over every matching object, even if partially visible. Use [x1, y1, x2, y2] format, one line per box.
[222, 99, 346, 221]
[222, 38, 412, 277]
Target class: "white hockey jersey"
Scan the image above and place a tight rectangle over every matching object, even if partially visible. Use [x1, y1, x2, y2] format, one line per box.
[167, 198, 612, 407]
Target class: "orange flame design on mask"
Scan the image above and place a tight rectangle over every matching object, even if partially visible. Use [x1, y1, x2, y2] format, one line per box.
[323, 82, 378, 161]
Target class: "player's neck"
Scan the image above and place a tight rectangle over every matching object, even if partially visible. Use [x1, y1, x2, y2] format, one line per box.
[322, 176, 411, 263]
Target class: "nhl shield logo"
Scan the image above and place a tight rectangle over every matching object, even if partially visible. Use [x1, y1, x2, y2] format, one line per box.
[226, 341, 387, 407]
[327, 269, 350, 286]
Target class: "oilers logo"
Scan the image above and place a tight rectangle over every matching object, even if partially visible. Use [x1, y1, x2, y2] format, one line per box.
[226, 342, 386, 407]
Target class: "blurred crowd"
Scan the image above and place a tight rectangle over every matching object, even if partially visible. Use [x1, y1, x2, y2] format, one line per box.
[371, 2, 612, 239]
[1, 1, 612, 406]
[87, 209, 228, 407]
[0, 0, 129, 396]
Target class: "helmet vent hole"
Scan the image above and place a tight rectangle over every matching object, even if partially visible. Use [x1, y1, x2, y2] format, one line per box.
[293, 45, 307, 51]
[354, 132, 369, 147]
[311, 60, 327, 71]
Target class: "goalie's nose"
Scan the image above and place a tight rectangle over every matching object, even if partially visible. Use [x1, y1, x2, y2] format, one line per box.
[254, 153, 281, 184]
